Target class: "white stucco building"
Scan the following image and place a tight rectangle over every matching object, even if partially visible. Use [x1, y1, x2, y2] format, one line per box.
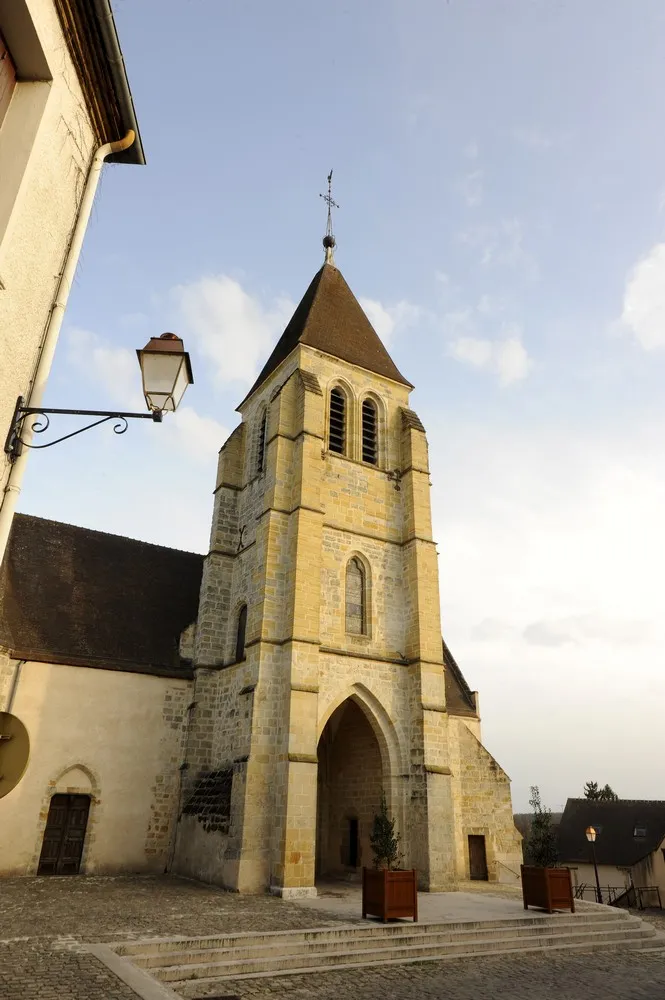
[0, 0, 144, 559]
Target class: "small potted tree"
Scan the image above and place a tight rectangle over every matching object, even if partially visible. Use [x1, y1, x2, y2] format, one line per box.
[521, 786, 574, 913]
[361, 792, 418, 922]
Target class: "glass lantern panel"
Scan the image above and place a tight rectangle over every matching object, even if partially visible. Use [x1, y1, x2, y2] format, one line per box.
[171, 360, 190, 410]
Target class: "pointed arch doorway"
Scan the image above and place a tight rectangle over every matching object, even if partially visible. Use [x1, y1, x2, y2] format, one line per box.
[316, 698, 384, 880]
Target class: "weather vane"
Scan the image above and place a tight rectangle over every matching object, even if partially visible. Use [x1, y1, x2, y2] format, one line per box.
[320, 169, 338, 261]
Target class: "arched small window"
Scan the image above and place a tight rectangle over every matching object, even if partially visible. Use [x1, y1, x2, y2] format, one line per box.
[345, 557, 367, 635]
[361, 399, 378, 465]
[257, 411, 267, 473]
[235, 604, 248, 662]
[328, 388, 346, 455]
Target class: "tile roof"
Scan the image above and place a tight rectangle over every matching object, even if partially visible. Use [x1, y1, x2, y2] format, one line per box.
[0, 514, 203, 678]
[558, 798, 665, 867]
[442, 638, 478, 717]
[239, 262, 413, 407]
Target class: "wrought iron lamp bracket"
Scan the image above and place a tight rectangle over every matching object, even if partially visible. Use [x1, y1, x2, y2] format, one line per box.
[4, 395, 161, 462]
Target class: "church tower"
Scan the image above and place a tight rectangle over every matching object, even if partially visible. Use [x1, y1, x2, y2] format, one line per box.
[174, 220, 522, 895]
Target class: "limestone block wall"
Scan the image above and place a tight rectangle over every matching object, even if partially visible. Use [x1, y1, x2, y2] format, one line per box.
[449, 718, 522, 881]
[0, 660, 191, 875]
[320, 526, 406, 656]
[181, 333, 520, 894]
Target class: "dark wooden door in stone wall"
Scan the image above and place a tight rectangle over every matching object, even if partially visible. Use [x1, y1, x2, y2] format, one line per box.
[468, 835, 488, 881]
[38, 794, 90, 875]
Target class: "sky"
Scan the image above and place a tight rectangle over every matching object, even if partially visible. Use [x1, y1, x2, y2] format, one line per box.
[18, 0, 665, 813]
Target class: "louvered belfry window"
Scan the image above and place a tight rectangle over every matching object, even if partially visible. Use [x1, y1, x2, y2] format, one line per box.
[329, 388, 346, 455]
[362, 399, 378, 464]
[257, 412, 267, 472]
[345, 557, 366, 635]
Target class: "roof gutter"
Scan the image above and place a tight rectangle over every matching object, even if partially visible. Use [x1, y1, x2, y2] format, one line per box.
[91, 0, 145, 165]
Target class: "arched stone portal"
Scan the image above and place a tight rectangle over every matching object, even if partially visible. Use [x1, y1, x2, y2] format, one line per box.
[316, 699, 384, 878]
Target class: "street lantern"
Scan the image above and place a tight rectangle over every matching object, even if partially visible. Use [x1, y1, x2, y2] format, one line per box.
[4, 331, 195, 462]
[585, 825, 603, 903]
[136, 332, 194, 414]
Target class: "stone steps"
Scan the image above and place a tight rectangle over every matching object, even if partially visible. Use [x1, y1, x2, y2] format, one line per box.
[118, 913, 633, 970]
[112, 909, 661, 985]
[113, 908, 623, 958]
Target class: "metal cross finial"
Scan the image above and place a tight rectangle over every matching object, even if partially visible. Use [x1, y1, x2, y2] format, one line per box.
[320, 169, 338, 262]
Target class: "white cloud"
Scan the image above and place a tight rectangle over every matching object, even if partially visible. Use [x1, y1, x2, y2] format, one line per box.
[67, 327, 141, 408]
[447, 330, 532, 386]
[448, 336, 493, 369]
[459, 168, 483, 208]
[511, 126, 557, 150]
[523, 614, 652, 648]
[619, 242, 665, 350]
[359, 298, 420, 345]
[494, 336, 532, 385]
[166, 405, 228, 465]
[429, 417, 665, 809]
[173, 274, 295, 387]
[458, 218, 538, 279]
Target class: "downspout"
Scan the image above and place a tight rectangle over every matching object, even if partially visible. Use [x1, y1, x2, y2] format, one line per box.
[0, 130, 135, 565]
[5, 659, 25, 713]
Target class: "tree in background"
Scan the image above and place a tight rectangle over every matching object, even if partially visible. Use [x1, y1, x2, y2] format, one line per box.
[584, 781, 619, 801]
[525, 786, 558, 867]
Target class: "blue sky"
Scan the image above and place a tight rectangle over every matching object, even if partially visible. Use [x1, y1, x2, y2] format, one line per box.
[19, 0, 665, 811]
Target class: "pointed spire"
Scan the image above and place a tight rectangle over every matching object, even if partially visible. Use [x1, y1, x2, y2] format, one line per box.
[238, 263, 413, 408]
[320, 169, 338, 264]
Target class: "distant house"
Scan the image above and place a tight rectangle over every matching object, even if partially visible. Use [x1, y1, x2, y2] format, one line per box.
[557, 799, 665, 903]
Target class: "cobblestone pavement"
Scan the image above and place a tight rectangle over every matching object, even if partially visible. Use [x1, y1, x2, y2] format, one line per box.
[0, 875, 347, 1000]
[1, 876, 664, 1000]
[183, 952, 665, 1000]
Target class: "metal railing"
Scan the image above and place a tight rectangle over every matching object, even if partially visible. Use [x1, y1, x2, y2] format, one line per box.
[574, 883, 662, 909]
[496, 860, 521, 880]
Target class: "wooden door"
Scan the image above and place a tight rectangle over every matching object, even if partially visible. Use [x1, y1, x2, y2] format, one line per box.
[468, 835, 488, 880]
[38, 794, 90, 875]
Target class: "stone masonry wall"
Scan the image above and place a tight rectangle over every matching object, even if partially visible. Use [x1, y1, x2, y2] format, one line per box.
[144, 683, 191, 865]
[179, 322, 519, 894]
[449, 717, 522, 881]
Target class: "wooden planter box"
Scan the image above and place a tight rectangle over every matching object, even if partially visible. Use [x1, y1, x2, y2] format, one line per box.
[362, 867, 418, 922]
[521, 865, 575, 913]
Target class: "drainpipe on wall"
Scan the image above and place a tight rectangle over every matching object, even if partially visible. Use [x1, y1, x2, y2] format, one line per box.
[4, 659, 25, 713]
[0, 130, 135, 565]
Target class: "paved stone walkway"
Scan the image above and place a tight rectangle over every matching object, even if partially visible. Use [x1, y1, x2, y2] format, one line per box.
[184, 952, 665, 999]
[0, 875, 346, 1000]
[1, 875, 663, 1000]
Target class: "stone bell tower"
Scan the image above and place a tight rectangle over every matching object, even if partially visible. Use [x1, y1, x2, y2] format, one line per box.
[173, 223, 522, 895]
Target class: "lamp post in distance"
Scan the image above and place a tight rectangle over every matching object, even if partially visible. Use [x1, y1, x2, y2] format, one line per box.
[585, 825, 603, 905]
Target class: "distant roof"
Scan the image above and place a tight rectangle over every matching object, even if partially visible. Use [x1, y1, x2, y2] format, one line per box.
[558, 799, 665, 867]
[239, 262, 413, 407]
[442, 638, 478, 717]
[0, 515, 202, 678]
